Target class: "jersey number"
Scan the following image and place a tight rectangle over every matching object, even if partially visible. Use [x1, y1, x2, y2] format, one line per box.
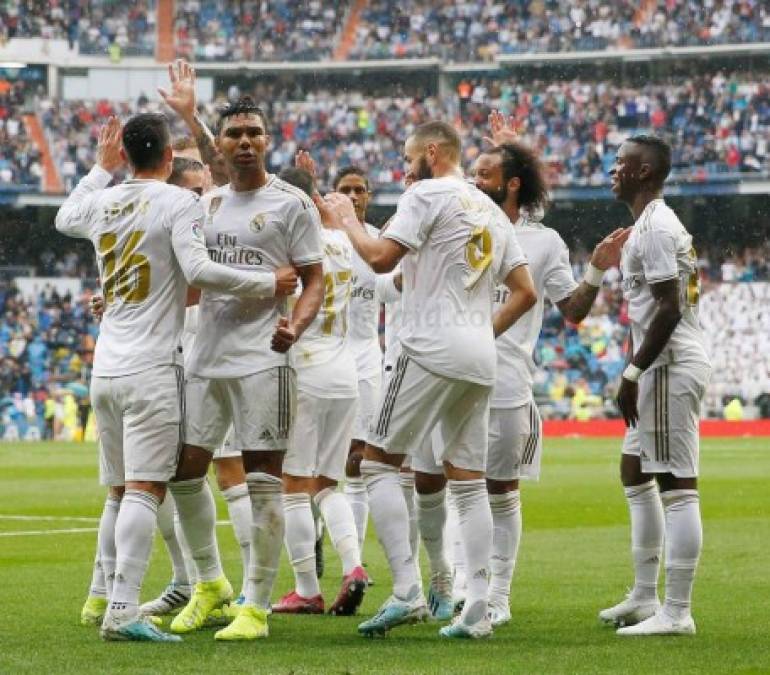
[465, 225, 493, 289]
[684, 247, 700, 307]
[322, 271, 351, 336]
[98, 231, 151, 304]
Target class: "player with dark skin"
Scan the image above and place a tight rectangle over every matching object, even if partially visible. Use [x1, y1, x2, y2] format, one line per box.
[610, 140, 694, 494]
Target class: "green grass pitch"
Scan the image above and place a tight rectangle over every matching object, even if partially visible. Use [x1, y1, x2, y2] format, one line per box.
[1, 438, 768, 674]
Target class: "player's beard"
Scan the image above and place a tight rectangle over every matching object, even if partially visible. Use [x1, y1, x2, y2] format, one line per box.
[486, 184, 508, 205]
[415, 155, 434, 181]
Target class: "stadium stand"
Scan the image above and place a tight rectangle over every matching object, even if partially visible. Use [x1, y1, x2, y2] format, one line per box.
[0, 78, 42, 189]
[174, 0, 347, 62]
[36, 71, 770, 192]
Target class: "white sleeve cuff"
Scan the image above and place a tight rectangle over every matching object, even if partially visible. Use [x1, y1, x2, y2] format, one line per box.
[88, 164, 114, 187]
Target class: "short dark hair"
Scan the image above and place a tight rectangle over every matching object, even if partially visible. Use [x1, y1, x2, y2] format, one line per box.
[332, 166, 370, 191]
[411, 120, 461, 160]
[121, 113, 170, 171]
[218, 96, 269, 134]
[485, 142, 549, 213]
[627, 134, 671, 185]
[168, 156, 204, 187]
[278, 167, 314, 198]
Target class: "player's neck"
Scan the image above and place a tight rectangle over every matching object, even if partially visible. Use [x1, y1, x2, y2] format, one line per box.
[502, 201, 520, 225]
[431, 163, 462, 180]
[629, 188, 664, 220]
[132, 168, 168, 181]
[230, 166, 268, 192]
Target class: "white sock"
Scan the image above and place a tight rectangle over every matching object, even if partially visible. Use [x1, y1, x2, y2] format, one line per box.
[245, 472, 285, 608]
[624, 480, 664, 601]
[168, 477, 223, 582]
[446, 495, 466, 598]
[449, 479, 492, 625]
[109, 490, 160, 615]
[222, 483, 252, 597]
[661, 489, 702, 621]
[173, 509, 195, 584]
[316, 488, 361, 575]
[416, 489, 451, 577]
[399, 472, 420, 565]
[343, 477, 369, 552]
[488, 490, 521, 603]
[361, 460, 420, 600]
[93, 494, 120, 599]
[282, 492, 320, 599]
[156, 493, 190, 588]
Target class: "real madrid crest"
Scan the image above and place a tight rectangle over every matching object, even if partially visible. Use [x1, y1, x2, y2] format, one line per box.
[249, 213, 266, 233]
[209, 196, 223, 217]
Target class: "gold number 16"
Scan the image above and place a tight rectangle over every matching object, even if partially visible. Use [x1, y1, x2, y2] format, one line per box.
[98, 231, 151, 304]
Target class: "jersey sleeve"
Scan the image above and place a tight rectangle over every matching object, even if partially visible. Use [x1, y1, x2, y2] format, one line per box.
[639, 227, 679, 284]
[54, 165, 113, 239]
[382, 186, 433, 251]
[543, 235, 579, 304]
[495, 226, 529, 284]
[288, 201, 324, 266]
[170, 193, 276, 298]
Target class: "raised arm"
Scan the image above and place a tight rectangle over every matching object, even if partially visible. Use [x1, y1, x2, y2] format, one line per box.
[158, 60, 228, 186]
[55, 117, 124, 237]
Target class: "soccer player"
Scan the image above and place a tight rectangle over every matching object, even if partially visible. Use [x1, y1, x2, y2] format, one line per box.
[465, 113, 631, 626]
[164, 95, 324, 642]
[333, 167, 382, 563]
[324, 120, 537, 639]
[271, 165, 369, 617]
[601, 136, 711, 636]
[57, 113, 296, 641]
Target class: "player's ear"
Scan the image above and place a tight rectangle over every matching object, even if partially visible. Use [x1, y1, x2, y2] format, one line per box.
[638, 161, 652, 183]
[507, 175, 521, 195]
[119, 147, 127, 162]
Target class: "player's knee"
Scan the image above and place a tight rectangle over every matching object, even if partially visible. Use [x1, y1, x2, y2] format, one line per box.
[108, 485, 125, 500]
[620, 453, 647, 487]
[362, 443, 402, 468]
[486, 478, 517, 494]
[414, 470, 446, 494]
[243, 449, 283, 478]
[214, 456, 246, 490]
[175, 443, 212, 480]
[346, 449, 364, 476]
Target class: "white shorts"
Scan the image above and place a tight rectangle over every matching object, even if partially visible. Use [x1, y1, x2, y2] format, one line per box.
[284, 391, 357, 481]
[213, 428, 241, 460]
[352, 374, 381, 442]
[92, 365, 184, 486]
[185, 366, 295, 453]
[409, 427, 447, 475]
[486, 402, 543, 481]
[622, 362, 711, 478]
[367, 355, 491, 473]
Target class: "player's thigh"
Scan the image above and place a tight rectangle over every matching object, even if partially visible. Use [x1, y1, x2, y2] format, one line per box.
[316, 397, 357, 482]
[284, 389, 322, 478]
[439, 382, 492, 473]
[367, 355, 452, 456]
[352, 374, 381, 443]
[487, 402, 543, 481]
[638, 363, 710, 479]
[410, 426, 445, 476]
[185, 375, 230, 451]
[122, 366, 183, 483]
[90, 376, 124, 487]
[229, 366, 296, 452]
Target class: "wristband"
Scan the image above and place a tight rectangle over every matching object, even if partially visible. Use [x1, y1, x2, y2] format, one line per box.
[583, 263, 605, 288]
[623, 364, 643, 383]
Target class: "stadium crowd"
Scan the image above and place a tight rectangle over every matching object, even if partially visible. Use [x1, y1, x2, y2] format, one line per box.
[0, 78, 42, 189]
[3, 1, 769, 62]
[174, 0, 345, 62]
[0, 0, 156, 56]
[350, 0, 770, 61]
[38, 71, 770, 192]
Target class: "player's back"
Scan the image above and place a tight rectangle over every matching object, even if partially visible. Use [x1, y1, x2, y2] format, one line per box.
[388, 176, 519, 386]
[57, 179, 199, 376]
[493, 220, 578, 408]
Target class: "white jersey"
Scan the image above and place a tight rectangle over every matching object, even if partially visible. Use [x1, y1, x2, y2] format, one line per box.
[292, 229, 357, 398]
[621, 199, 710, 368]
[55, 166, 276, 377]
[181, 305, 198, 358]
[348, 223, 382, 380]
[383, 176, 528, 386]
[186, 176, 324, 378]
[492, 218, 578, 408]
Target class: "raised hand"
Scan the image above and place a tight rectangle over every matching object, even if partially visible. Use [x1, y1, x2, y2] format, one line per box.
[483, 109, 519, 147]
[591, 227, 632, 270]
[96, 116, 124, 173]
[158, 59, 197, 123]
[295, 150, 317, 180]
[89, 294, 105, 320]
